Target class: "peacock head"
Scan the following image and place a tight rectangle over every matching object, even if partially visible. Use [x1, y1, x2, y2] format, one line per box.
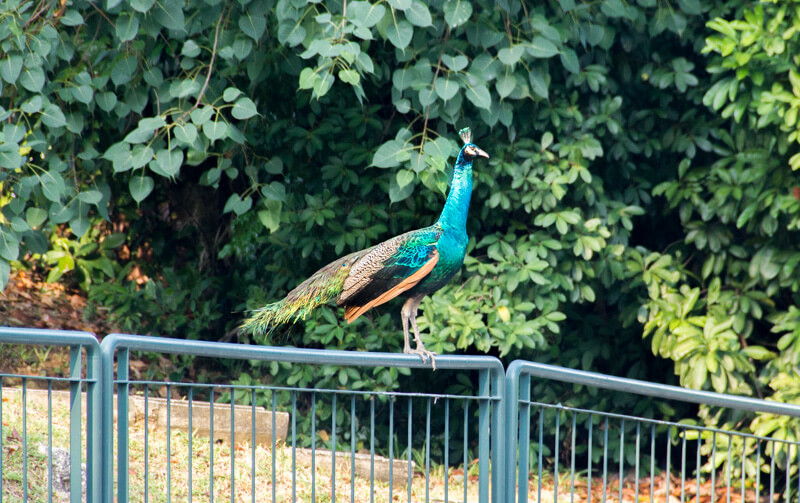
[457, 127, 489, 161]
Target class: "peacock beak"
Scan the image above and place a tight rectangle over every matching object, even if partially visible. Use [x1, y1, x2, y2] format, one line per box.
[475, 147, 489, 159]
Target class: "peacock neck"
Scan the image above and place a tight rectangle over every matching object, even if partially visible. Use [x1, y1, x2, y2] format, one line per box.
[436, 156, 473, 232]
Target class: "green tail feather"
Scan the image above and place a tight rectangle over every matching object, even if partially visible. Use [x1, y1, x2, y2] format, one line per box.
[241, 248, 372, 337]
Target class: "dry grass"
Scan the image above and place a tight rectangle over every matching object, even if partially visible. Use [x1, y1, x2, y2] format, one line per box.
[1, 386, 483, 502]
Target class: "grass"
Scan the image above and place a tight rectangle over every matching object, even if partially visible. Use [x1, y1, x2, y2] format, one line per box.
[1, 385, 483, 503]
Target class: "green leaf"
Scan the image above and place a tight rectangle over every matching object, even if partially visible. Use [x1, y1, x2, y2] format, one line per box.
[116, 14, 139, 41]
[103, 142, 134, 173]
[0, 146, 22, 169]
[26, 207, 47, 228]
[130, 0, 154, 12]
[465, 83, 492, 110]
[443, 0, 472, 27]
[130, 145, 154, 169]
[70, 213, 90, 237]
[257, 200, 282, 233]
[386, 20, 413, 50]
[372, 140, 411, 168]
[232, 97, 258, 119]
[0, 54, 23, 84]
[498, 45, 525, 65]
[405, 1, 432, 27]
[348, 1, 385, 27]
[239, 12, 266, 40]
[223, 87, 243, 102]
[435, 77, 459, 101]
[0, 228, 20, 261]
[154, 0, 186, 32]
[203, 120, 228, 142]
[41, 104, 67, 128]
[60, 9, 84, 26]
[560, 48, 579, 73]
[528, 36, 559, 58]
[395, 169, 414, 188]
[442, 54, 468, 72]
[77, 190, 103, 204]
[173, 122, 198, 145]
[19, 66, 45, 92]
[0, 259, 9, 291]
[96, 92, 118, 112]
[151, 148, 183, 178]
[129, 175, 155, 203]
[529, 70, 548, 99]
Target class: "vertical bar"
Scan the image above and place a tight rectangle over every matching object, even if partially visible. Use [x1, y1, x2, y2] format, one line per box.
[425, 398, 431, 503]
[711, 431, 717, 503]
[554, 409, 560, 503]
[389, 397, 394, 502]
[23, 377, 28, 503]
[666, 425, 671, 503]
[311, 392, 316, 503]
[490, 367, 504, 503]
[681, 430, 687, 503]
[48, 380, 53, 503]
[570, 412, 576, 503]
[755, 441, 761, 503]
[537, 409, 543, 503]
[726, 434, 731, 503]
[444, 399, 449, 503]
[231, 388, 235, 503]
[210, 388, 214, 503]
[602, 417, 608, 503]
[69, 346, 81, 503]
[188, 387, 193, 503]
[587, 417, 593, 502]
[635, 422, 641, 503]
[351, 395, 356, 503]
[167, 385, 172, 503]
[740, 437, 745, 503]
[251, 389, 256, 503]
[407, 397, 412, 503]
[770, 440, 775, 503]
[478, 370, 490, 503]
[292, 391, 297, 503]
[463, 401, 468, 503]
[696, 431, 701, 503]
[650, 423, 656, 503]
[144, 385, 150, 503]
[186, 386, 194, 503]
[272, 391, 277, 503]
[332, 393, 337, 503]
[518, 374, 531, 503]
[619, 419, 625, 503]
[370, 397, 375, 503]
[785, 441, 790, 503]
[118, 348, 130, 502]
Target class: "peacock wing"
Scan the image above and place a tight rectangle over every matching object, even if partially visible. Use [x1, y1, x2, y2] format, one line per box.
[338, 226, 442, 323]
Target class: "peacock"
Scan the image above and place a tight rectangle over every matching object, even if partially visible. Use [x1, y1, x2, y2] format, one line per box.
[242, 127, 489, 369]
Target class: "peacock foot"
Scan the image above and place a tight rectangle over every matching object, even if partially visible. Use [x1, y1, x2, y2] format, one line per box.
[405, 347, 437, 371]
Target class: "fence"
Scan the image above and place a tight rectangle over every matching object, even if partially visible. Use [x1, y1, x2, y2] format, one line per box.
[3, 327, 800, 503]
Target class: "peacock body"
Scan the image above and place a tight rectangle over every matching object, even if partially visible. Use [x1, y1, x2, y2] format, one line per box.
[243, 127, 489, 368]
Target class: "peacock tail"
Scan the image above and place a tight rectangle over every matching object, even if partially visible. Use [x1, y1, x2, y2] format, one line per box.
[242, 248, 373, 335]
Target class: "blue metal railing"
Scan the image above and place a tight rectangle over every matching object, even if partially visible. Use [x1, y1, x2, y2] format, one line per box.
[100, 333, 506, 503]
[505, 359, 800, 502]
[5, 328, 800, 502]
[0, 327, 102, 503]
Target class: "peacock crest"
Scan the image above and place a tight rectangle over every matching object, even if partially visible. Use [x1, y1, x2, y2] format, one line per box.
[458, 127, 471, 144]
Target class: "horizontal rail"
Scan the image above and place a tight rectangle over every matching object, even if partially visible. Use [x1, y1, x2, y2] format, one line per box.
[101, 332, 505, 372]
[507, 359, 800, 417]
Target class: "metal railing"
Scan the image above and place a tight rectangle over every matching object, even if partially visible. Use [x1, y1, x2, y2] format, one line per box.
[100, 333, 506, 503]
[505, 360, 800, 502]
[0, 327, 101, 503]
[4, 328, 800, 502]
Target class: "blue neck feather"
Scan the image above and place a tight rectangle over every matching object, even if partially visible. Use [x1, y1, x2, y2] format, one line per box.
[436, 147, 474, 231]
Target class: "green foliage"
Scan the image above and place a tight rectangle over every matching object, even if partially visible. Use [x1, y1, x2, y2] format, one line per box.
[2, 0, 800, 477]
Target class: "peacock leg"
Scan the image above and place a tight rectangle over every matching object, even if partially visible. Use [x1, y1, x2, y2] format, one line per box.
[401, 294, 436, 370]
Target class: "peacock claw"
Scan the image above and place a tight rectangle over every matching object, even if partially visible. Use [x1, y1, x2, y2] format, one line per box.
[406, 347, 437, 371]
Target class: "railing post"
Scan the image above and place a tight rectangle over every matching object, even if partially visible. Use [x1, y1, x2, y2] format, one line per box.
[69, 346, 82, 502]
